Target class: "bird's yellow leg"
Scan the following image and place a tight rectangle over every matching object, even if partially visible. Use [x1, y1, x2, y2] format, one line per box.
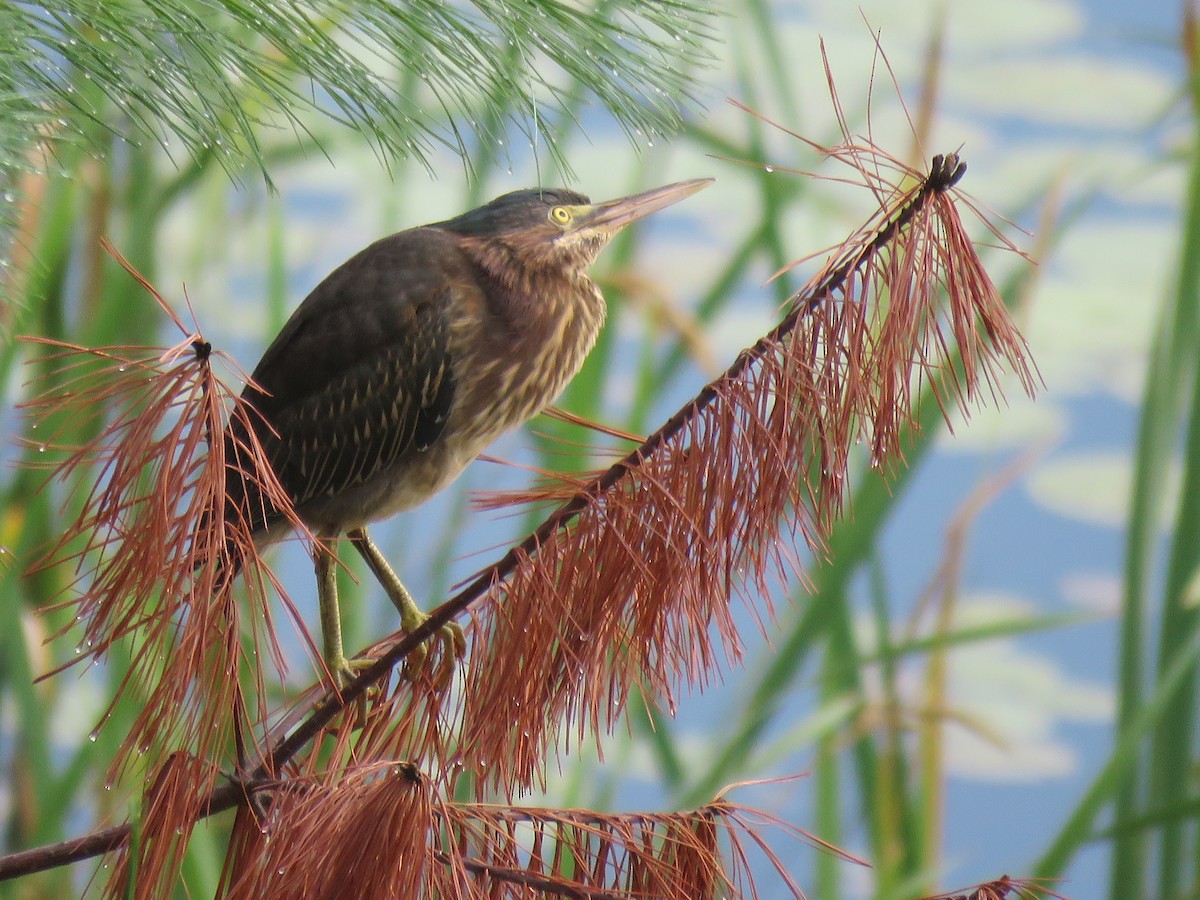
[347, 527, 466, 684]
[313, 541, 369, 691]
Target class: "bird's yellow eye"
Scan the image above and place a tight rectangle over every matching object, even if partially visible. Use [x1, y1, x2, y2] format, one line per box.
[549, 206, 573, 226]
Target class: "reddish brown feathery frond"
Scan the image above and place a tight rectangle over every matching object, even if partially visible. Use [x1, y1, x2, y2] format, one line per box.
[24, 337, 240, 697]
[784, 152, 1037, 486]
[19, 246, 311, 893]
[459, 418, 805, 794]
[921, 875, 1067, 900]
[219, 762, 431, 899]
[21, 345, 288, 770]
[429, 796, 850, 898]
[457, 146, 1034, 797]
[218, 769, 836, 898]
[103, 753, 222, 900]
[433, 803, 726, 898]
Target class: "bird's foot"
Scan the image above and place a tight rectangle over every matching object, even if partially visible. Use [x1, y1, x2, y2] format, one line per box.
[329, 654, 375, 691]
[399, 606, 466, 687]
[324, 654, 381, 725]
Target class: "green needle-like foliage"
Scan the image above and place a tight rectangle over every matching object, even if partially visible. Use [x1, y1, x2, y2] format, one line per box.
[0, 0, 716, 267]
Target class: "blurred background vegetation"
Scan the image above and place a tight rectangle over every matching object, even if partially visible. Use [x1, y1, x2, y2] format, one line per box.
[0, 0, 1189, 897]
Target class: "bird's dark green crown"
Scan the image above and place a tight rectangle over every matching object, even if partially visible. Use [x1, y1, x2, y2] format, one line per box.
[436, 188, 590, 238]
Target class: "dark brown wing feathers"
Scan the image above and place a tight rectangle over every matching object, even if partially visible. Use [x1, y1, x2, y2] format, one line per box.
[224, 228, 460, 535]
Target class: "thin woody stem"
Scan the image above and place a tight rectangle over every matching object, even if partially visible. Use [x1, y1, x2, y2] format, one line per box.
[0, 154, 965, 882]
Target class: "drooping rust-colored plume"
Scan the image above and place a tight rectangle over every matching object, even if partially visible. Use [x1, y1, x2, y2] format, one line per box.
[101, 753, 222, 900]
[18, 243, 310, 894]
[221, 764, 850, 899]
[220, 762, 432, 899]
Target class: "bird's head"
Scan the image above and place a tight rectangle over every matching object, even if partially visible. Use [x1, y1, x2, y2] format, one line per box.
[438, 178, 712, 275]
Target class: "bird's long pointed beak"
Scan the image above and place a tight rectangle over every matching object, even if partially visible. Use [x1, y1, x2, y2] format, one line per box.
[578, 178, 713, 232]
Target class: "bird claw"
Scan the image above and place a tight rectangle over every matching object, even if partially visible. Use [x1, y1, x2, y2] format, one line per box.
[325, 655, 382, 726]
[330, 655, 374, 690]
[400, 611, 466, 688]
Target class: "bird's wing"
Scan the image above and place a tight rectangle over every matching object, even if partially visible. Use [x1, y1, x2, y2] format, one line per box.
[224, 228, 464, 533]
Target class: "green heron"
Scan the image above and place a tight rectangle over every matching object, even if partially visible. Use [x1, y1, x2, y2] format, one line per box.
[224, 178, 712, 687]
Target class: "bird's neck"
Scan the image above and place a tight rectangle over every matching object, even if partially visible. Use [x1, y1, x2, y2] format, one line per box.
[466, 238, 607, 348]
[459, 237, 607, 426]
